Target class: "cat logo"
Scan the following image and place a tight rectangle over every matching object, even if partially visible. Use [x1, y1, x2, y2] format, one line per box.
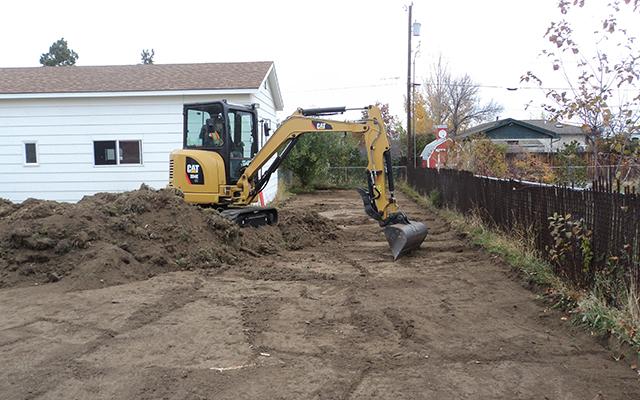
[185, 157, 204, 185]
[312, 121, 333, 130]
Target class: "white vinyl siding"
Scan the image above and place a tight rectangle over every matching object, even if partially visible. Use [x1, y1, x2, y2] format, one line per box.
[0, 92, 281, 203]
[250, 78, 279, 203]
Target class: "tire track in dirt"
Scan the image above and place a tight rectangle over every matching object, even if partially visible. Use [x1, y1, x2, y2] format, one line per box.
[240, 295, 282, 358]
[1, 189, 639, 399]
[121, 281, 203, 332]
[289, 190, 640, 399]
[4, 279, 207, 399]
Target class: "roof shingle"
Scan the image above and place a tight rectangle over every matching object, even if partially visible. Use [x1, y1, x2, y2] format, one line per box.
[460, 118, 585, 138]
[0, 62, 274, 94]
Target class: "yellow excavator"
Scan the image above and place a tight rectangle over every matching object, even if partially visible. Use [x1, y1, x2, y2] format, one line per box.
[169, 101, 427, 259]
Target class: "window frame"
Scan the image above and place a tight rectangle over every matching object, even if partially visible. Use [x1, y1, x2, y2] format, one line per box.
[118, 140, 143, 165]
[23, 141, 39, 166]
[93, 139, 143, 167]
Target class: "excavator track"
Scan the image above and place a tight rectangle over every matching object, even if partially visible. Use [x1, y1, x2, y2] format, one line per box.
[221, 207, 278, 227]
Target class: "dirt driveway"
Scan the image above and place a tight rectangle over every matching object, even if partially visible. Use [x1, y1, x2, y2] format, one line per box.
[1, 190, 638, 399]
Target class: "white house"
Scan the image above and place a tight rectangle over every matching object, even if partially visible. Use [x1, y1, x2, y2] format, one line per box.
[0, 62, 283, 203]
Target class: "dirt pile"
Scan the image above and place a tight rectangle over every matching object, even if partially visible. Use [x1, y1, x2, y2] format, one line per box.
[0, 186, 340, 290]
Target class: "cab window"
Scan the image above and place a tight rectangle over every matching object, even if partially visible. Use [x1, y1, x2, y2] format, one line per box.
[227, 110, 255, 182]
[185, 104, 225, 148]
[227, 110, 255, 158]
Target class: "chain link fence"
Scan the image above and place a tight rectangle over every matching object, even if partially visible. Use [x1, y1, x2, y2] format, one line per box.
[548, 164, 640, 188]
[280, 166, 407, 189]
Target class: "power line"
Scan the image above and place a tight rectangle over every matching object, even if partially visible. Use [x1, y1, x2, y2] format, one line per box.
[419, 82, 640, 92]
[285, 78, 639, 94]
[286, 82, 403, 94]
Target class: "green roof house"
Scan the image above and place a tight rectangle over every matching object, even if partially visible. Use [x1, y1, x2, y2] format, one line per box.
[459, 118, 587, 154]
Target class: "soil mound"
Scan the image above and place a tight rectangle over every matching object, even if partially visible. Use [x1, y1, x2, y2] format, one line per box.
[0, 186, 340, 290]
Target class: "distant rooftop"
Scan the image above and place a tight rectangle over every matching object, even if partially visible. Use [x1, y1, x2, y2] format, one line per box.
[0, 62, 275, 94]
[460, 118, 584, 138]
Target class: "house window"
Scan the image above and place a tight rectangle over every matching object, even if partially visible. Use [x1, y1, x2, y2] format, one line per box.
[94, 140, 142, 166]
[506, 140, 519, 145]
[24, 142, 38, 164]
[119, 140, 141, 164]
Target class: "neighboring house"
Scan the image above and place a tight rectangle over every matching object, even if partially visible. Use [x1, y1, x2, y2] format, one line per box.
[0, 62, 284, 203]
[459, 118, 587, 154]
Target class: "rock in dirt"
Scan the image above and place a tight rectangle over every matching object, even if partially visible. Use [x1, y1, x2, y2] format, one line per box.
[0, 186, 340, 290]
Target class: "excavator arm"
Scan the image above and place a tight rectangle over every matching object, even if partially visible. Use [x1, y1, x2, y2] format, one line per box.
[234, 105, 401, 224]
[231, 105, 428, 258]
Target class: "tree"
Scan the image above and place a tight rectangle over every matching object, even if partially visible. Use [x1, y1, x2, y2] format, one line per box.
[422, 57, 450, 126]
[419, 57, 503, 137]
[282, 132, 365, 188]
[522, 0, 640, 180]
[447, 135, 509, 178]
[553, 141, 589, 186]
[141, 49, 155, 65]
[447, 74, 503, 137]
[509, 153, 557, 184]
[39, 38, 78, 66]
[412, 91, 435, 136]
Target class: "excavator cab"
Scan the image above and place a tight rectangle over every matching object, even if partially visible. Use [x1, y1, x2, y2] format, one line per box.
[183, 101, 259, 185]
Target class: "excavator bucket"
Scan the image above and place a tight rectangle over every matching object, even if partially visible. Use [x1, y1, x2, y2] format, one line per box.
[383, 221, 428, 260]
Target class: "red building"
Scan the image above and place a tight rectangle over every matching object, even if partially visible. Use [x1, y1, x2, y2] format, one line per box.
[420, 126, 452, 168]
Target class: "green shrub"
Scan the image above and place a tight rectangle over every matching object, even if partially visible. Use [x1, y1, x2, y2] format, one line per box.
[428, 189, 443, 208]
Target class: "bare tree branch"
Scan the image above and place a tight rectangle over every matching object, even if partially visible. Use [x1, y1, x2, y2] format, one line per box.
[421, 57, 503, 137]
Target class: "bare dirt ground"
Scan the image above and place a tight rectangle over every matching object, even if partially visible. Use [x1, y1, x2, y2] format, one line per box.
[1, 190, 639, 399]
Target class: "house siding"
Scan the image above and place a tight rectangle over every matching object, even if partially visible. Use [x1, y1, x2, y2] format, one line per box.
[0, 92, 279, 203]
[251, 77, 279, 203]
[486, 125, 552, 140]
[466, 120, 588, 154]
[554, 134, 587, 150]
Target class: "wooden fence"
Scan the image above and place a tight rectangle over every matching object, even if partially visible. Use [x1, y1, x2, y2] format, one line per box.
[407, 167, 640, 293]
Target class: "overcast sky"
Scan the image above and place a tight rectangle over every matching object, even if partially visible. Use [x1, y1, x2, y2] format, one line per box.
[2, 0, 637, 124]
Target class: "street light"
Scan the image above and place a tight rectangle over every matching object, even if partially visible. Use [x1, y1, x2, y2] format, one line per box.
[407, 3, 420, 170]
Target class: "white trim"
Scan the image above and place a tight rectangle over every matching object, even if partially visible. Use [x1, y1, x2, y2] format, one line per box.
[261, 64, 284, 111]
[0, 88, 257, 100]
[92, 139, 144, 167]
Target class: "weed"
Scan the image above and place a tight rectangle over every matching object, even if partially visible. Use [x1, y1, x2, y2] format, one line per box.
[428, 189, 443, 208]
[627, 270, 640, 329]
[547, 213, 594, 285]
[399, 181, 640, 355]
[269, 178, 294, 207]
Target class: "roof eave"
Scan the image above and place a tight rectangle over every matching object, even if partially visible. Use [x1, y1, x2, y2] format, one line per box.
[264, 64, 284, 111]
[0, 88, 258, 100]
[461, 118, 558, 139]
[515, 119, 558, 138]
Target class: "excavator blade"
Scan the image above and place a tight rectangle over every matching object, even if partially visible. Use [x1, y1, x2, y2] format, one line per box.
[383, 221, 428, 260]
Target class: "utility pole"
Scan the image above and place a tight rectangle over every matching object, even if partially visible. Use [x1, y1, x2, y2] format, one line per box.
[406, 3, 413, 170]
